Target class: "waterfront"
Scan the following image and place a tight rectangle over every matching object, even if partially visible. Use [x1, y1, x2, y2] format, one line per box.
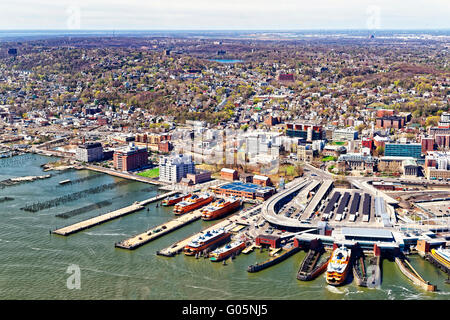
[0, 154, 449, 299]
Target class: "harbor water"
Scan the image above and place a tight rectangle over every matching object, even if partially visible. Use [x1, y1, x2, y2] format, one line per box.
[0, 154, 449, 299]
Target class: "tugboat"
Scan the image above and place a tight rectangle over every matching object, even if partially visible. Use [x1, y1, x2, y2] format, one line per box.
[209, 241, 246, 262]
[201, 197, 241, 220]
[326, 245, 352, 286]
[174, 193, 214, 215]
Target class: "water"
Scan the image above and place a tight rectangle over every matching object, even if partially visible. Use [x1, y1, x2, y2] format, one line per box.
[0, 154, 449, 299]
[208, 59, 244, 64]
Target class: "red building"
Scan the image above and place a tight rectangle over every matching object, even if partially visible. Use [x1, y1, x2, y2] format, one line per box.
[361, 137, 374, 150]
[435, 134, 450, 149]
[375, 116, 404, 129]
[220, 168, 238, 181]
[253, 175, 272, 187]
[265, 115, 281, 126]
[158, 141, 172, 153]
[113, 145, 148, 171]
[376, 109, 395, 118]
[255, 234, 281, 248]
[421, 136, 435, 153]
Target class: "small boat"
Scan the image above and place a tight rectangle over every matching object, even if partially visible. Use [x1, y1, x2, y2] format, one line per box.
[326, 245, 352, 286]
[59, 179, 71, 185]
[210, 241, 246, 262]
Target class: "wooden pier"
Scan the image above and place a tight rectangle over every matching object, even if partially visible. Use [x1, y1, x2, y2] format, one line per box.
[52, 191, 178, 236]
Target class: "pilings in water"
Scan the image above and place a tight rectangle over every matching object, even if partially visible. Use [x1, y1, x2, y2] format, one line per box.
[21, 180, 132, 212]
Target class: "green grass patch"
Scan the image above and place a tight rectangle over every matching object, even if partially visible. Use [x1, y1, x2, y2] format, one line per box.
[322, 156, 336, 162]
[137, 167, 159, 178]
[331, 141, 346, 146]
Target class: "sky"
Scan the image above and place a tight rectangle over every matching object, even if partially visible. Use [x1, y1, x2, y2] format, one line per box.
[0, 0, 449, 30]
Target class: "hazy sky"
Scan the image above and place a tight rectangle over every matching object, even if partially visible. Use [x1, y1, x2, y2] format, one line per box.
[0, 0, 449, 30]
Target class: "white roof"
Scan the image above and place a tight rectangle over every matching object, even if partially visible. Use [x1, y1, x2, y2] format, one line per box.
[253, 175, 269, 180]
[221, 168, 236, 173]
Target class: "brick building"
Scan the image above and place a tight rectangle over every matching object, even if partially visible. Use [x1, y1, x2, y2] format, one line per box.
[113, 144, 148, 171]
[220, 168, 238, 181]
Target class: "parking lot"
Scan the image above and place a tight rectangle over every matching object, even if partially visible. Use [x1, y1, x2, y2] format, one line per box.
[417, 200, 450, 218]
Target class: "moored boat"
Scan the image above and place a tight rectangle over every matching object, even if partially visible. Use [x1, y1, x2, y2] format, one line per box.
[184, 228, 231, 256]
[201, 197, 241, 220]
[430, 247, 450, 269]
[174, 193, 214, 215]
[210, 241, 246, 262]
[162, 193, 191, 206]
[326, 245, 352, 286]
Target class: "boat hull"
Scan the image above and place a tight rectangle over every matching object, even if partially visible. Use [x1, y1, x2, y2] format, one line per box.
[201, 199, 241, 220]
[184, 233, 231, 256]
[174, 196, 214, 215]
[210, 242, 246, 262]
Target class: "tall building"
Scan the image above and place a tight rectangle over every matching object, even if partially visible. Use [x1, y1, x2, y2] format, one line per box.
[159, 154, 195, 183]
[75, 142, 103, 162]
[113, 144, 148, 171]
[384, 142, 422, 159]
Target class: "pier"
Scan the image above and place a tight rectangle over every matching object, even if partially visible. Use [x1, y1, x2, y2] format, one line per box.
[395, 255, 436, 292]
[115, 209, 203, 250]
[52, 191, 177, 236]
[156, 204, 263, 257]
[156, 215, 236, 257]
[247, 245, 300, 273]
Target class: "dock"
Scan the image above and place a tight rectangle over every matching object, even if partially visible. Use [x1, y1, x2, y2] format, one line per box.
[115, 209, 203, 250]
[247, 245, 300, 273]
[156, 216, 236, 257]
[395, 255, 436, 292]
[52, 191, 178, 236]
[156, 204, 263, 257]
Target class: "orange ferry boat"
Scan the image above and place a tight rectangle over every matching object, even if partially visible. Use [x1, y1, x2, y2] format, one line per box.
[209, 241, 246, 262]
[201, 198, 241, 221]
[173, 194, 214, 215]
[325, 245, 352, 286]
[161, 193, 191, 206]
[184, 228, 231, 256]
